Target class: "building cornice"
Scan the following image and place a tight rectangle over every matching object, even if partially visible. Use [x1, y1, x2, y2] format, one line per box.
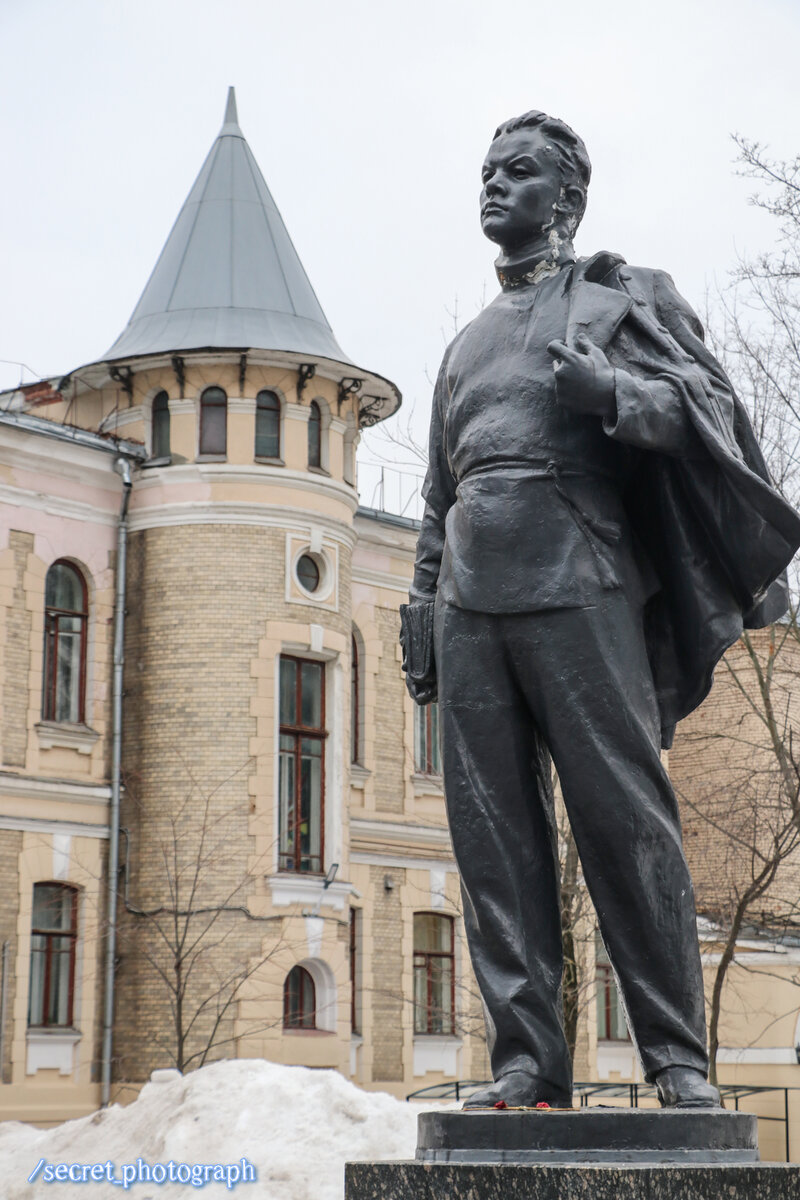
[0, 815, 109, 839]
[350, 816, 452, 851]
[128, 500, 358, 546]
[0, 481, 118, 527]
[0, 410, 144, 460]
[0, 772, 111, 804]
[351, 565, 413, 594]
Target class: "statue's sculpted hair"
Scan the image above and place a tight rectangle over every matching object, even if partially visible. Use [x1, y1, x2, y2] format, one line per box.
[493, 110, 591, 228]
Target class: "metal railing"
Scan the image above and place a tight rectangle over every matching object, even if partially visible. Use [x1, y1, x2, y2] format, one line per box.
[405, 1080, 800, 1162]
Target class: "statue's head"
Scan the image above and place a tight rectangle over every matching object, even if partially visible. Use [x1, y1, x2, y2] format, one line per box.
[481, 111, 591, 254]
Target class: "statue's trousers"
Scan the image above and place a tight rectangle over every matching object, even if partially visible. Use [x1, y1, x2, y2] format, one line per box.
[434, 592, 708, 1093]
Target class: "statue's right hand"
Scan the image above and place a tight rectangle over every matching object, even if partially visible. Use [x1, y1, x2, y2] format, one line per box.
[405, 674, 437, 706]
[399, 600, 437, 705]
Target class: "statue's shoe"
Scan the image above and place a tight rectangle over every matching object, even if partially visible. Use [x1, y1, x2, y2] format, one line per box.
[655, 1066, 721, 1108]
[462, 1069, 572, 1110]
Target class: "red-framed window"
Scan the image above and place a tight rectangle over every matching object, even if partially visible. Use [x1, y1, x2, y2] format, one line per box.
[278, 655, 326, 873]
[596, 934, 630, 1041]
[413, 912, 455, 1035]
[414, 701, 441, 775]
[199, 386, 227, 456]
[255, 390, 281, 459]
[42, 560, 88, 724]
[351, 632, 361, 765]
[350, 908, 362, 1035]
[308, 401, 322, 468]
[151, 390, 170, 459]
[28, 883, 78, 1028]
[283, 965, 316, 1029]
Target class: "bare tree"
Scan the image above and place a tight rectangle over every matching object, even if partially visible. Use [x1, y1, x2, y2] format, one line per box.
[116, 764, 293, 1075]
[673, 627, 800, 1085]
[673, 137, 800, 1084]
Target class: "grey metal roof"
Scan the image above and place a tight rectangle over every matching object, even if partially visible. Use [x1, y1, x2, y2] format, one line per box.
[104, 89, 352, 364]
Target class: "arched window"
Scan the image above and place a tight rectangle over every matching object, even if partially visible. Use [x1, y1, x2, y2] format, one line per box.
[308, 400, 322, 468]
[413, 913, 454, 1035]
[283, 965, 316, 1029]
[199, 386, 227, 457]
[43, 561, 88, 724]
[151, 390, 170, 459]
[28, 883, 78, 1028]
[255, 390, 281, 460]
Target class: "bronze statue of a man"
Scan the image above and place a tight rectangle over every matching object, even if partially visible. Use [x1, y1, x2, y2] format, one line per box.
[401, 110, 800, 1109]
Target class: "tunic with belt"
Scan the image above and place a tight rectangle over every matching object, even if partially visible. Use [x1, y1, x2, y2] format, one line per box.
[409, 261, 696, 612]
[409, 258, 715, 1091]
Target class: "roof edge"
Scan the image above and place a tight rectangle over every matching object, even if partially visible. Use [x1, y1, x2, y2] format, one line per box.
[0, 409, 146, 460]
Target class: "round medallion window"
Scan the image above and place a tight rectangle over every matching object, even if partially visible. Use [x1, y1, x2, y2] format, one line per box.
[296, 554, 321, 593]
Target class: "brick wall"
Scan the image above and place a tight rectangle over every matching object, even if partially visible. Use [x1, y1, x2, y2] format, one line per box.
[3, 531, 33, 767]
[369, 865, 406, 1081]
[373, 607, 405, 814]
[0, 831, 22, 1082]
[115, 521, 352, 1081]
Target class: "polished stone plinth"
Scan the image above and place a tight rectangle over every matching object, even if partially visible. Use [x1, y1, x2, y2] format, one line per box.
[344, 1107, 799, 1200]
[346, 1161, 800, 1200]
[416, 1106, 758, 1164]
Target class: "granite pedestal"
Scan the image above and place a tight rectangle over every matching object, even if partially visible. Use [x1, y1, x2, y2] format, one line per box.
[345, 1108, 800, 1199]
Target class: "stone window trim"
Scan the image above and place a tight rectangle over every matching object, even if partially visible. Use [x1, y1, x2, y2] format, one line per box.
[291, 545, 334, 605]
[266, 874, 354, 912]
[411, 1033, 463, 1079]
[350, 764, 370, 790]
[35, 721, 100, 755]
[412, 771, 443, 796]
[25, 1028, 82, 1077]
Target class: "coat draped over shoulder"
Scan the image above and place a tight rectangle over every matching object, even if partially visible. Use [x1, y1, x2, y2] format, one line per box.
[573, 253, 800, 747]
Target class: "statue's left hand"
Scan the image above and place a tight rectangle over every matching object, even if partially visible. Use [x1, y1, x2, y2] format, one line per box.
[547, 334, 615, 417]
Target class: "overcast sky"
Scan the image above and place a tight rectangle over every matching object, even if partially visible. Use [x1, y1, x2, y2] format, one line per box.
[2, 0, 798, 503]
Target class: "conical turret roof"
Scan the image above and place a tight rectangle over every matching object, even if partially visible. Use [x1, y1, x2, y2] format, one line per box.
[104, 89, 351, 364]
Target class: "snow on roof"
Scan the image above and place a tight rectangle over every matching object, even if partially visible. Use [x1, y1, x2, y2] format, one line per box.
[0, 1059, 440, 1199]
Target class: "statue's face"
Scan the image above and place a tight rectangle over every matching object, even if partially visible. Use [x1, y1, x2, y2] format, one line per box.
[480, 128, 565, 251]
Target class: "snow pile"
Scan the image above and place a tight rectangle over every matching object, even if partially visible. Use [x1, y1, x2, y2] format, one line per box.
[0, 1060, 443, 1199]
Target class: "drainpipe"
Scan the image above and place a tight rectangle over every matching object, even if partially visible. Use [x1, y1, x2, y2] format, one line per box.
[101, 456, 132, 1107]
[0, 940, 9, 1084]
